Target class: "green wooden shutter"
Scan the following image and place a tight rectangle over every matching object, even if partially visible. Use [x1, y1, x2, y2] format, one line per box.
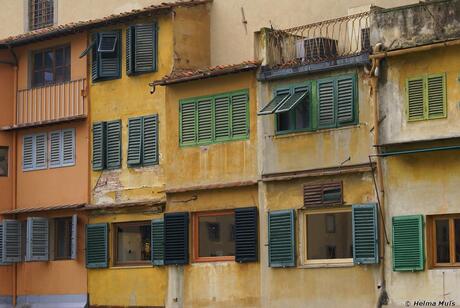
[126, 26, 134, 76]
[3, 220, 21, 263]
[127, 117, 143, 167]
[407, 77, 424, 121]
[92, 122, 106, 171]
[352, 203, 379, 265]
[26, 217, 49, 262]
[164, 212, 189, 265]
[392, 215, 424, 271]
[35, 133, 47, 169]
[336, 76, 355, 124]
[214, 96, 231, 141]
[106, 120, 122, 169]
[86, 223, 108, 268]
[143, 115, 159, 166]
[62, 129, 75, 166]
[197, 100, 213, 143]
[235, 207, 258, 263]
[23, 135, 34, 171]
[317, 79, 336, 128]
[134, 23, 157, 73]
[49, 131, 62, 167]
[427, 73, 446, 119]
[151, 219, 164, 266]
[98, 31, 121, 79]
[71, 215, 77, 260]
[180, 101, 197, 145]
[91, 33, 100, 82]
[0, 223, 4, 265]
[231, 92, 249, 138]
[268, 210, 295, 267]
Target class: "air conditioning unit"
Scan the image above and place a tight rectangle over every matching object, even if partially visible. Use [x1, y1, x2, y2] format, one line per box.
[296, 37, 338, 62]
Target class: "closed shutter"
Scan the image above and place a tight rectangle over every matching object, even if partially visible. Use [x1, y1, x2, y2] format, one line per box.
[0, 223, 3, 264]
[126, 26, 134, 75]
[164, 212, 189, 265]
[2, 220, 21, 263]
[98, 32, 121, 79]
[352, 204, 379, 264]
[106, 120, 122, 169]
[71, 215, 78, 260]
[214, 96, 230, 140]
[34, 133, 47, 169]
[151, 219, 164, 266]
[134, 23, 157, 73]
[407, 77, 424, 121]
[23, 135, 34, 170]
[62, 129, 75, 166]
[86, 223, 108, 268]
[92, 122, 106, 170]
[127, 117, 143, 166]
[336, 76, 355, 124]
[143, 115, 159, 166]
[317, 79, 336, 128]
[49, 131, 62, 167]
[197, 100, 212, 143]
[91, 33, 100, 82]
[427, 74, 446, 119]
[235, 207, 258, 263]
[26, 217, 49, 262]
[231, 93, 249, 138]
[392, 215, 424, 271]
[180, 101, 197, 145]
[268, 210, 295, 267]
[303, 182, 343, 207]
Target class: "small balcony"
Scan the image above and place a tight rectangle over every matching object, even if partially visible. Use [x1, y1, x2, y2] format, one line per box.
[14, 78, 88, 128]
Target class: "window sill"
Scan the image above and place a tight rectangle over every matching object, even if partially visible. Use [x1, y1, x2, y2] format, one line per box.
[270, 123, 365, 140]
[110, 264, 153, 269]
[298, 262, 354, 269]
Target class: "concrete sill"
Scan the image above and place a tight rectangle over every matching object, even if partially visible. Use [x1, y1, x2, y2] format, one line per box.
[269, 123, 366, 140]
[297, 262, 354, 269]
[110, 265, 153, 270]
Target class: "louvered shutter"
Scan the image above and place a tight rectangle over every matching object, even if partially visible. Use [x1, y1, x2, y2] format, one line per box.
[143, 115, 159, 166]
[49, 131, 62, 167]
[23, 135, 34, 170]
[86, 223, 108, 268]
[62, 129, 75, 166]
[427, 74, 446, 119]
[134, 23, 157, 73]
[336, 76, 355, 124]
[99, 31, 121, 78]
[106, 120, 122, 169]
[392, 215, 424, 271]
[71, 215, 77, 260]
[92, 122, 106, 170]
[197, 100, 212, 143]
[127, 117, 142, 166]
[180, 101, 197, 145]
[0, 223, 4, 265]
[268, 210, 295, 267]
[231, 93, 249, 138]
[407, 78, 424, 121]
[26, 217, 49, 262]
[164, 212, 189, 265]
[2, 220, 21, 263]
[235, 207, 258, 263]
[126, 26, 134, 75]
[91, 33, 100, 82]
[34, 133, 47, 169]
[214, 96, 230, 140]
[151, 219, 164, 266]
[318, 80, 336, 128]
[303, 182, 342, 207]
[352, 204, 379, 264]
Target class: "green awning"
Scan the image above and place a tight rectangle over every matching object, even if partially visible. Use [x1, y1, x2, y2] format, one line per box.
[258, 90, 290, 115]
[274, 89, 308, 114]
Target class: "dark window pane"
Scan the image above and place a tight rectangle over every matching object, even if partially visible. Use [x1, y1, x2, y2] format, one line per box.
[0, 147, 8, 176]
[65, 46, 71, 65]
[294, 96, 309, 129]
[277, 112, 291, 132]
[55, 217, 71, 259]
[33, 52, 43, 69]
[116, 223, 151, 263]
[307, 212, 353, 260]
[455, 219, 460, 263]
[55, 67, 65, 83]
[436, 219, 450, 263]
[198, 214, 235, 257]
[44, 50, 54, 69]
[55, 48, 64, 66]
[44, 70, 54, 84]
[32, 71, 44, 87]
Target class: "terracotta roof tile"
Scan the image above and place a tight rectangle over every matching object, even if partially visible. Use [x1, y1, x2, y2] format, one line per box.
[1, 203, 85, 215]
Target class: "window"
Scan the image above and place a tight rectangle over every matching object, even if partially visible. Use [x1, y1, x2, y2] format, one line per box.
[114, 221, 151, 266]
[32, 45, 70, 87]
[0, 147, 8, 176]
[428, 215, 460, 268]
[180, 90, 249, 146]
[54, 217, 72, 260]
[29, 0, 54, 31]
[127, 115, 159, 167]
[303, 182, 343, 207]
[23, 133, 47, 171]
[92, 120, 122, 170]
[89, 31, 121, 82]
[49, 129, 75, 168]
[406, 73, 446, 121]
[193, 211, 235, 262]
[127, 23, 158, 75]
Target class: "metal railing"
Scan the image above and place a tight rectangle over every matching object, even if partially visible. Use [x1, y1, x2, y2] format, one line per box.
[16, 78, 87, 126]
[265, 12, 370, 68]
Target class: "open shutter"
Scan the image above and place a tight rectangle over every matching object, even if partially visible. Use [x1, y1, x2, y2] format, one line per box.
[49, 131, 62, 167]
[352, 204, 379, 264]
[275, 86, 308, 114]
[317, 79, 336, 128]
[164, 212, 189, 265]
[197, 100, 213, 143]
[180, 101, 196, 145]
[71, 215, 77, 260]
[231, 93, 249, 138]
[235, 207, 258, 263]
[336, 76, 355, 124]
[268, 210, 295, 267]
[392, 215, 424, 271]
[3, 220, 21, 263]
[127, 117, 143, 166]
[427, 73, 446, 119]
[407, 77, 424, 121]
[143, 115, 159, 166]
[86, 223, 108, 268]
[126, 26, 134, 75]
[151, 219, 164, 266]
[34, 133, 47, 169]
[26, 217, 49, 262]
[23, 135, 34, 170]
[98, 31, 121, 79]
[106, 120, 122, 169]
[214, 96, 230, 141]
[258, 88, 290, 115]
[134, 23, 157, 73]
[62, 129, 75, 166]
[92, 122, 106, 170]
[91, 33, 100, 82]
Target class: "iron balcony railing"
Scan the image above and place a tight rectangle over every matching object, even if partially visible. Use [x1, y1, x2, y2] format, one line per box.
[265, 12, 370, 68]
[16, 78, 87, 126]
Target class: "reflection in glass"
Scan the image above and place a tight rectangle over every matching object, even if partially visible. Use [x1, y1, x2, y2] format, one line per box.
[436, 219, 450, 263]
[116, 223, 151, 263]
[198, 214, 235, 258]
